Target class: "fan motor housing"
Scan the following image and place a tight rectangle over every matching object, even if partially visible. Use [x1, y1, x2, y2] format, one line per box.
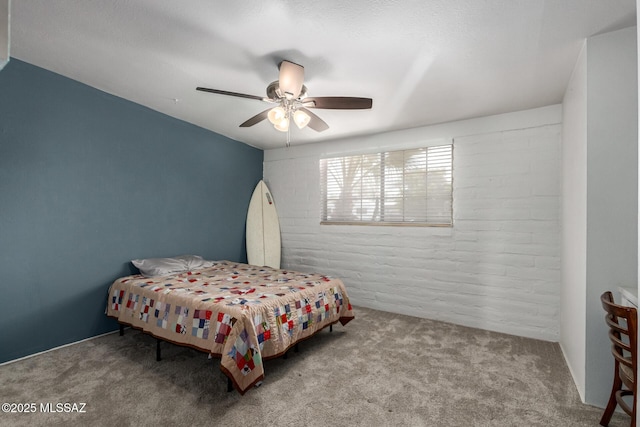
[267, 81, 307, 100]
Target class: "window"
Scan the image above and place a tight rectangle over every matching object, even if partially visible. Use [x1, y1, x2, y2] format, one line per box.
[320, 144, 453, 226]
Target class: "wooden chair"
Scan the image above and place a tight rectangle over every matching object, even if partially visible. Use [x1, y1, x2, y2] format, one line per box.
[600, 291, 637, 427]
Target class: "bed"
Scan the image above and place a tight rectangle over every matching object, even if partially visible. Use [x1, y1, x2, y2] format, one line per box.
[105, 258, 354, 394]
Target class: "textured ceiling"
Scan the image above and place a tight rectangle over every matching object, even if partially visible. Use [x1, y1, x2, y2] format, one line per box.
[10, 1, 637, 150]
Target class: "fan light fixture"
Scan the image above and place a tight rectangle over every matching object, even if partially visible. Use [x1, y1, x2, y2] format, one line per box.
[267, 106, 286, 126]
[273, 116, 290, 132]
[267, 105, 311, 132]
[293, 110, 311, 129]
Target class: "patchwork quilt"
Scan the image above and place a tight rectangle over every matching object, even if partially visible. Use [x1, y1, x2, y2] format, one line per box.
[105, 261, 354, 394]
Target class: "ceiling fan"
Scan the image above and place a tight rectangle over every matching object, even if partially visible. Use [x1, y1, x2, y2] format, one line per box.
[196, 60, 373, 138]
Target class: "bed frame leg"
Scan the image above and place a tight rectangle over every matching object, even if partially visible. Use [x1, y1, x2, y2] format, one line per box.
[227, 377, 233, 392]
[119, 324, 124, 336]
[283, 343, 300, 360]
[156, 339, 161, 361]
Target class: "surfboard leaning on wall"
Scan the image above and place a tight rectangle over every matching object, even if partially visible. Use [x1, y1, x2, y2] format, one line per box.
[245, 180, 281, 269]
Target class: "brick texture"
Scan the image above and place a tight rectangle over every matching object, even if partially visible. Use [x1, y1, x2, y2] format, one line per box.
[264, 124, 561, 341]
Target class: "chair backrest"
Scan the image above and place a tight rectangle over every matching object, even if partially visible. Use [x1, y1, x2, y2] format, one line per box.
[601, 291, 637, 383]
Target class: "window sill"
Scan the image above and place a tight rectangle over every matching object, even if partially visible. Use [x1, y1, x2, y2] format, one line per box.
[320, 221, 452, 227]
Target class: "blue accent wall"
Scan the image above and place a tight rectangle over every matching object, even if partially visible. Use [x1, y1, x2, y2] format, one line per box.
[0, 59, 263, 363]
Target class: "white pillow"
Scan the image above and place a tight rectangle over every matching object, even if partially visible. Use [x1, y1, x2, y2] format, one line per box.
[131, 255, 214, 277]
[176, 255, 216, 271]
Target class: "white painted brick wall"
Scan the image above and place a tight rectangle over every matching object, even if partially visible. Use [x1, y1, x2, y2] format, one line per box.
[264, 116, 561, 341]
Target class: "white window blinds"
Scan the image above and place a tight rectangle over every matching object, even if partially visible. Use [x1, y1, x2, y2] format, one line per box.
[320, 144, 453, 226]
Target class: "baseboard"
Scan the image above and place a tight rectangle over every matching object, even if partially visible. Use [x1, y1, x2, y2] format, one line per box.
[558, 341, 586, 403]
[0, 328, 127, 367]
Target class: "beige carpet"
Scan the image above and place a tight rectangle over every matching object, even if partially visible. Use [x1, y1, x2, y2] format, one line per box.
[0, 306, 629, 426]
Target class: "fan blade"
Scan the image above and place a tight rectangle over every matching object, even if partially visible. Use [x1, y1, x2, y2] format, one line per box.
[196, 87, 265, 102]
[239, 109, 271, 127]
[278, 61, 304, 99]
[299, 107, 329, 132]
[304, 97, 372, 110]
